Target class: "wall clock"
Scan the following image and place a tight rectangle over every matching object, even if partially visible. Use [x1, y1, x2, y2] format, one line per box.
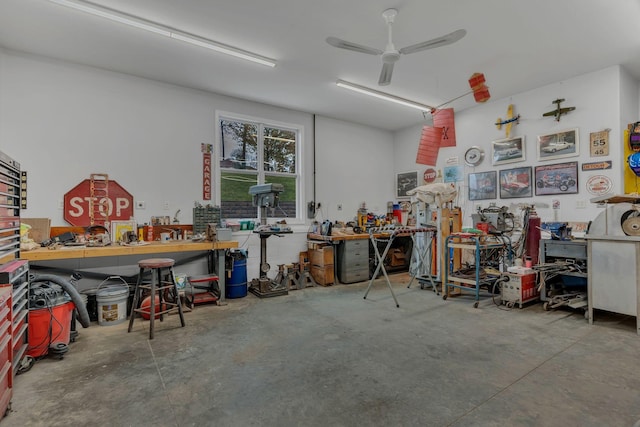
[464, 146, 485, 167]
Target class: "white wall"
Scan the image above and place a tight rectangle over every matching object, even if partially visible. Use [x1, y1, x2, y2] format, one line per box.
[394, 66, 627, 227]
[0, 49, 396, 280]
[314, 116, 394, 222]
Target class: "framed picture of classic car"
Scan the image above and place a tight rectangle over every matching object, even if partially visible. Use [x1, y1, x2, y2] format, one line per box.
[534, 161, 579, 195]
[491, 136, 525, 166]
[499, 166, 532, 199]
[396, 171, 418, 198]
[537, 128, 579, 161]
[468, 171, 497, 201]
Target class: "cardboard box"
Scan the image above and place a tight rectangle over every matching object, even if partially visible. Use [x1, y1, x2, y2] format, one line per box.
[21, 218, 51, 243]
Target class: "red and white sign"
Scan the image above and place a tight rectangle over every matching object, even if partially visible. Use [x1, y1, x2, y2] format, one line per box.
[423, 168, 437, 183]
[586, 175, 613, 195]
[63, 179, 134, 227]
[203, 153, 212, 200]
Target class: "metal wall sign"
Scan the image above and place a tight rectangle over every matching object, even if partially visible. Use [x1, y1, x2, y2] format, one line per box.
[63, 179, 133, 227]
[581, 160, 612, 171]
[20, 171, 27, 209]
[202, 143, 213, 200]
[589, 129, 610, 157]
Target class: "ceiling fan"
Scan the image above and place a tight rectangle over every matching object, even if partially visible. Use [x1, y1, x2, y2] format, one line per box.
[327, 8, 466, 86]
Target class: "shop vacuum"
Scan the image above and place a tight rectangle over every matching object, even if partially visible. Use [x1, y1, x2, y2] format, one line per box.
[27, 274, 90, 360]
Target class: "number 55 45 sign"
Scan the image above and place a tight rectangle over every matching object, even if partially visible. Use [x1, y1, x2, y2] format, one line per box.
[590, 129, 610, 157]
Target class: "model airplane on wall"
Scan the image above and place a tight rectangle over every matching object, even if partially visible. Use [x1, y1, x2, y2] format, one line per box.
[495, 104, 520, 138]
[543, 98, 575, 121]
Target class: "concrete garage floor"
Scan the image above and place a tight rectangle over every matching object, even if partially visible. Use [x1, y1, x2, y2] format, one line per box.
[4, 273, 640, 427]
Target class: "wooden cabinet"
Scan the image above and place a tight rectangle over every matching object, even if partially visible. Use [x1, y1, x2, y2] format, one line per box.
[337, 239, 369, 283]
[308, 244, 334, 286]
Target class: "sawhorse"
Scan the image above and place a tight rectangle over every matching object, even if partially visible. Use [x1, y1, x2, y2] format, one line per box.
[364, 226, 438, 307]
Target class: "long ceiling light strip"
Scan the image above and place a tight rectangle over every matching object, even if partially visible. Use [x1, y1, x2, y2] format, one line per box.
[47, 0, 277, 67]
[335, 80, 433, 111]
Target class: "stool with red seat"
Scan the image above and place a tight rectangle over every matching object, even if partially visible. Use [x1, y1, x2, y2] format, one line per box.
[186, 274, 220, 306]
[128, 258, 185, 339]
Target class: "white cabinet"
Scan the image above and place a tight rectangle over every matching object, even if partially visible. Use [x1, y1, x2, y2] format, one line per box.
[587, 236, 640, 335]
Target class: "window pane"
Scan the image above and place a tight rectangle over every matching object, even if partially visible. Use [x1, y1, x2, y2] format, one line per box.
[263, 126, 296, 173]
[220, 120, 258, 170]
[220, 171, 257, 220]
[265, 175, 297, 218]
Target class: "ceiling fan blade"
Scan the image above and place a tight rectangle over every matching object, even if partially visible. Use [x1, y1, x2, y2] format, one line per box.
[378, 62, 394, 86]
[399, 29, 466, 55]
[326, 37, 383, 55]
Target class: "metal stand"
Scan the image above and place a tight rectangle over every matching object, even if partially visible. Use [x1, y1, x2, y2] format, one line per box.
[364, 228, 400, 307]
[406, 228, 437, 292]
[363, 226, 437, 307]
[248, 203, 292, 298]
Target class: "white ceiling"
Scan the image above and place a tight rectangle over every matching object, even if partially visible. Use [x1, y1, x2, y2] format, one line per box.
[2, 0, 640, 131]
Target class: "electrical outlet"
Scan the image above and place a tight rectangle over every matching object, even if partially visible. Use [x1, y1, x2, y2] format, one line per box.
[58, 199, 63, 209]
[163, 201, 170, 210]
[576, 200, 587, 209]
[337, 204, 342, 211]
[136, 201, 146, 209]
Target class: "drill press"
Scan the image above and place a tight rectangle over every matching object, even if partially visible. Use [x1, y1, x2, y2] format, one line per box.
[248, 183, 292, 298]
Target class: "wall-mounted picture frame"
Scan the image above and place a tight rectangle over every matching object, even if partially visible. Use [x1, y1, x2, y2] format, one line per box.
[499, 166, 533, 199]
[443, 165, 464, 183]
[468, 171, 497, 201]
[396, 171, 418, 198]
[537, 128, 579, 161]
[111, 220, 136, 243]
[534, 161, 579, 195]
[491, 136, 525, 166]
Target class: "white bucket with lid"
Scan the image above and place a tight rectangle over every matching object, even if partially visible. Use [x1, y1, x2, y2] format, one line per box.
[95, 276, 129, 326]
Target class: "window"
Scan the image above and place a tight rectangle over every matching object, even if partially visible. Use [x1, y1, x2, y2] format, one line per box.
[219, 114, 300, 222]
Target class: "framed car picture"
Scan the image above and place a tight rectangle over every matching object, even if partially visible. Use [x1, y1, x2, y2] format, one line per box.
[534, 161, 579, 195]
[396, 171, 418, 198]
[468, 171, 497, 201]
[499, 166, 532, 199]
[491, 136, 525, 166]
[537, 128, 579, 161]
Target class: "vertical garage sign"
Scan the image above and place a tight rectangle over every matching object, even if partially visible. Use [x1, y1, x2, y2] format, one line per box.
[63, 179, 134, 227]
[202, 143, 212, 200]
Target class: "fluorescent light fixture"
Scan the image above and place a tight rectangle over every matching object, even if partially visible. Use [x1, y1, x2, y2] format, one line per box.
[170, 33, 276, 67]
[48, 0, 277, 67]
[48, 0, 171, 36]
[336, 80, 434, 112]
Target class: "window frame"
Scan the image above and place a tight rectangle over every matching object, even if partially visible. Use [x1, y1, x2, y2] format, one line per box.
[215, 110, 304, 224]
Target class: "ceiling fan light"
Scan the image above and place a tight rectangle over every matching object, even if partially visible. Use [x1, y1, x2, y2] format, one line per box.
[336, 80, 433, 112]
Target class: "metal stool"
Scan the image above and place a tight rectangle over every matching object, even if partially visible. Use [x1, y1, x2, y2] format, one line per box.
[128, 258, 185, 339]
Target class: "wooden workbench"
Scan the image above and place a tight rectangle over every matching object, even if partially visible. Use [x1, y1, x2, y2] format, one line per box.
[20, 241, 237, 261]
[22, 240, 239, 302]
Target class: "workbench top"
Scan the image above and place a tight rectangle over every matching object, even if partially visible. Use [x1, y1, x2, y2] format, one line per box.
[307, 233, 370, 242]
[20, 240, 238, 261]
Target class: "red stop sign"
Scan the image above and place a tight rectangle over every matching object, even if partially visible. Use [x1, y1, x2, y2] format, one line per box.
[64, 179, 134, 227]
[424, 168, 437, 183]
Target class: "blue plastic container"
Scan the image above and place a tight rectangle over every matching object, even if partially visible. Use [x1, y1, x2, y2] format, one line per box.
[227, 250, 248, 298]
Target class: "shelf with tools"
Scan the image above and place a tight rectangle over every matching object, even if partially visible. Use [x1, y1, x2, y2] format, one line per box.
[443, 233, 512, 308]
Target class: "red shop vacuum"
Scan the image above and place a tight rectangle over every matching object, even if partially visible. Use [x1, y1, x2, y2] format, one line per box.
[27, 274, 91, 359]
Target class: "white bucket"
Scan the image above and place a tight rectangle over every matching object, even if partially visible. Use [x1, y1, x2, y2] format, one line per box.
[96, 285, 128, 326]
